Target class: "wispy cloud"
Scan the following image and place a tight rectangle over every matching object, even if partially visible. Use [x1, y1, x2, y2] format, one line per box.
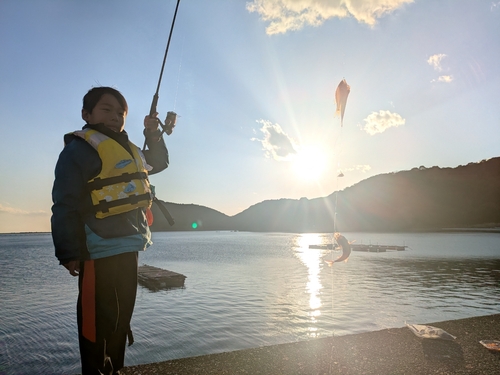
[434, 75, 454, 83]
[362, 110, 405, 135]
[252, 119, 298, 161]
[0, 204, 47, 216]
[428, 54, 454, 83]
[345, 164, 372, 173]
[492, 1, 500, 11]
[246, 0, 413, 34]
[427, 54, 447, 71]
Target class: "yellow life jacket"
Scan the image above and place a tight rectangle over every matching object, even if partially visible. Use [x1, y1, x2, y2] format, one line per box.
[72, 128, 153, 219]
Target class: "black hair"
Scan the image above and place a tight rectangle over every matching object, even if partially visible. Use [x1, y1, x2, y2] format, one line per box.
[82, 87, 128, 114]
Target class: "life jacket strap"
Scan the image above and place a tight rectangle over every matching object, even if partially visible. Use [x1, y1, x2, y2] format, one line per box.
[87, 172, 149, 192]
[92, 193, 153, 214]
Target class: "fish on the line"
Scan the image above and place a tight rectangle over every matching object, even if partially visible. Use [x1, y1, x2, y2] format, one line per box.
[325, 233, 351, 266]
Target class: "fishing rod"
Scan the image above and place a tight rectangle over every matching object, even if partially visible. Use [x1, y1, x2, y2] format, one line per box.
[144, 0, 181, 227]
[143, 0, 181, 150]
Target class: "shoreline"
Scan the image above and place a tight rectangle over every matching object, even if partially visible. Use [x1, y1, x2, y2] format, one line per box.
[121, 314, 500, 375]
[3, 228, 500, 235]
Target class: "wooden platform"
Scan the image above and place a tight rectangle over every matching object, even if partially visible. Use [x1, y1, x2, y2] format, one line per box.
[309, 244, 337, 250]
[309, 244, 407, 252]
[137, 264, 186, 292]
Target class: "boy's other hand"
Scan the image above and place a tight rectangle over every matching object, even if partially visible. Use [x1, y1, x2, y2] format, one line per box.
[63, 260, 80, 276]
[144, 112, 159, 132]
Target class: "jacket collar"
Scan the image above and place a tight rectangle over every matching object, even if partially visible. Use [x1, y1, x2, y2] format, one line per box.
[83, 123, 134, 156]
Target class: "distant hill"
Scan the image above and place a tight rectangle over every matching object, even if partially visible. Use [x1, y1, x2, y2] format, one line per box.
[151, 157, 500, 233]
[150, 202, 231, 232]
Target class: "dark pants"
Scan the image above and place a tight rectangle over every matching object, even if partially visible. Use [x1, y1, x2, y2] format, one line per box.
[77, 252, 138, 375]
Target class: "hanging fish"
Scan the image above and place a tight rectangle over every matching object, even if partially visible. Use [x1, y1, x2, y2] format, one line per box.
[325, 233, 351, 265]
[335, 79, 350, 126]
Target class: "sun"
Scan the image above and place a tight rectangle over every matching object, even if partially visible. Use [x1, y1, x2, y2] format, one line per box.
[292, 146, 328, 181]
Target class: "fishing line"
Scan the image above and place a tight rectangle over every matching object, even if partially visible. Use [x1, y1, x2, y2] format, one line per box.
[329, 86, 346, 340]
[172, 34, 185, 112]
[333, 125, 344, 234]
[330, 251, 335, 336]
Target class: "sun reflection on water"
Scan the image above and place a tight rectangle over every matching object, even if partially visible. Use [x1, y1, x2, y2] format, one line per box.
[294, 234, 327, 336]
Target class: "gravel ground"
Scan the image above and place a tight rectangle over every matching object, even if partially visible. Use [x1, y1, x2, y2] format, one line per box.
[120, 314, 500, 375]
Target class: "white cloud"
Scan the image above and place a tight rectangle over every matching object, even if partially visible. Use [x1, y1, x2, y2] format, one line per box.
[0, 204, 47, 216]
[427, 54, 447, 71]
[428, 54, 454, 83]
[435, 75, 454, 83]
[246, 0, 414, 34]
[252, 119, 298, 161]
[345, 164, 372, 173]
[362, 110, 405, 135]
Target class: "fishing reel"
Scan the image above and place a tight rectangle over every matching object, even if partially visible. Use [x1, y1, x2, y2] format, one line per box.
[158, 111, 177, 136]
[142, 110, 178, 151]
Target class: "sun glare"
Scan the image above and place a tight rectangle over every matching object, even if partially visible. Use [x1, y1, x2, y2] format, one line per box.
[292, 146, 327, 181]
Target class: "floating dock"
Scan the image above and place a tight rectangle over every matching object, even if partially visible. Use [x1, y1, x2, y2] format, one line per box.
[309, 244, 407, 252]
[137, 264, 186, 291]
[351, 244, 407, 252]
[309, 244, 336, 250]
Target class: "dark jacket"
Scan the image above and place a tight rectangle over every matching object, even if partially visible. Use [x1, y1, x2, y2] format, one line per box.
[51, 123, 169, 264]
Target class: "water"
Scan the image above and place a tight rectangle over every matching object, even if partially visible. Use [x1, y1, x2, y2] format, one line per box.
[1, 231, 499, 375]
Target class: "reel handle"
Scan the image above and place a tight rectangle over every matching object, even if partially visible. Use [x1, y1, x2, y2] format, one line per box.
[161, 111, 177, 135]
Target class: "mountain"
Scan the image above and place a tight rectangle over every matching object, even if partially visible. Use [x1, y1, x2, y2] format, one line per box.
[150, 202, 231, 232]
[151, 157, 500, 233]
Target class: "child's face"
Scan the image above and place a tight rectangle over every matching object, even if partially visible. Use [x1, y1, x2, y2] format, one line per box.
[81, 93, 127, 132]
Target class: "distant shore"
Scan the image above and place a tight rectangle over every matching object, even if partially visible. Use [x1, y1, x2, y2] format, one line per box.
[121, 314, 500, 375]
[438, 227, 500, 233]
[2, 227, 500, 235]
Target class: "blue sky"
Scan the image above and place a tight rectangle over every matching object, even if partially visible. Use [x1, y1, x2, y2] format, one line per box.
[1, 0, 499, 233]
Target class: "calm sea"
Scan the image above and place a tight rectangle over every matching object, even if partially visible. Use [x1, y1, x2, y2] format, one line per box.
[0, 231, 499, 375]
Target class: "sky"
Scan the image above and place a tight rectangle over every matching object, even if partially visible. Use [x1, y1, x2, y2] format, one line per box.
[0, 0, 499, 233]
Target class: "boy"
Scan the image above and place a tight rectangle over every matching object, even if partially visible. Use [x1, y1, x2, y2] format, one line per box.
[51, 87, 170, 374]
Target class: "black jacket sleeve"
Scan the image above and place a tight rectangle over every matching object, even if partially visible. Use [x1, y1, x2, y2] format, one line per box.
[51, 139, 100, 264]
[142, 129, 169, 175]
